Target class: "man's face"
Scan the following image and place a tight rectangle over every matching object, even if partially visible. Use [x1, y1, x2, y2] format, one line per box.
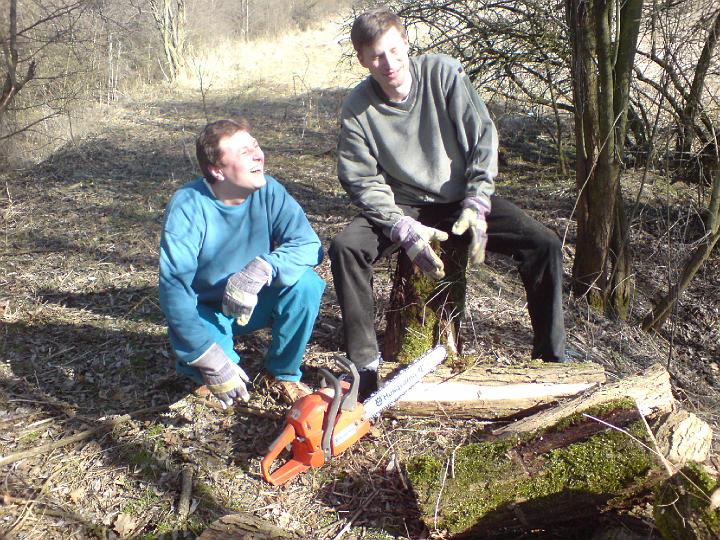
[357, 25, 410, 100]
[213, 130, 266, 193]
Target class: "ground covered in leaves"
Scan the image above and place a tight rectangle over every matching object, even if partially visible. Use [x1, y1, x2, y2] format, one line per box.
[1, 62, 719, 540]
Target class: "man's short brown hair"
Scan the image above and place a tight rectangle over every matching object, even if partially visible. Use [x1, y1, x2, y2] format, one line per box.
[196, 118, 250, 183]
[350, 8, 407, 51]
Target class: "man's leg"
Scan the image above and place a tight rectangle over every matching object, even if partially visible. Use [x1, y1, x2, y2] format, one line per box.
[485, 197, 566, 361]
[329, 216, 394, 368]
[170, 304, 240, 384]
[236, 268, 325, 381]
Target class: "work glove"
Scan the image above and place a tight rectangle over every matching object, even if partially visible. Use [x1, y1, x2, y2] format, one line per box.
[222, 257, 273, 325]
[390, 216, 448, 279]
[189, 343, 250, 408]
[451, 197, 491, 265]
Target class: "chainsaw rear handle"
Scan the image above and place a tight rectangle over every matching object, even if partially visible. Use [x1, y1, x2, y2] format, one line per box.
[260, 423, 309, 486]
[318, 368, 342, 460]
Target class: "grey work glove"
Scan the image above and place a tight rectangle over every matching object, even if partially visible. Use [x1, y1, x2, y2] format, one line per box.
[451, 197, 491, 265]
[222, 257, 273, 325]
[390, 216, 449, 279]
[189, 343, 250, 408]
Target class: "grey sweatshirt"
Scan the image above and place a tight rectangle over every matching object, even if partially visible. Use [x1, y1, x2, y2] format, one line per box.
[337, 54, 498, 232]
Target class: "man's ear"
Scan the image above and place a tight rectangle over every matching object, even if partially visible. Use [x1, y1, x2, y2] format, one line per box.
[208, 165, 224, 183]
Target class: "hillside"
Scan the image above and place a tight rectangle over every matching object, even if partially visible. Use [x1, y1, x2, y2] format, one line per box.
[1, 18, 718, 540]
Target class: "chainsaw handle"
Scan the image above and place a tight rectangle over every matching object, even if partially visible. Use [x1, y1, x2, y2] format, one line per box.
[261, 423, 309, 486]
[318, 368, 342, 460]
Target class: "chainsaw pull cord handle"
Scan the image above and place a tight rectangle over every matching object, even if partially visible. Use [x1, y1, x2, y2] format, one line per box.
[333, 355, 360, 411]
[318, 367, 342, 461]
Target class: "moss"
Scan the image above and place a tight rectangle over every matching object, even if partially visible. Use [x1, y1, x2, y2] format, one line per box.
[654, 462, 720, 539]
[409, 423, 654, 535]
[544, 398, 637, 434]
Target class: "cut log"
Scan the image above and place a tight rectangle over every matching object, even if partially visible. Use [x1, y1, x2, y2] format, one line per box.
[404, 364, 711, 538]
[653, 409, 713, 466]
[384, 238, 468, 364]
[379, 360, 606, 419]
[197, 513, 302, 540]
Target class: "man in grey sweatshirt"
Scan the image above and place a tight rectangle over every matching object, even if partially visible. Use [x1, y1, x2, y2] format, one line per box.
[330, 8, 567, 399]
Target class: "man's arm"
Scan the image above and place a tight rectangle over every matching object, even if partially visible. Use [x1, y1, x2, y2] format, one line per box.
[159, 220, 214, 363]
[445, 62, 498, 207]
[259, 178, 323, 287]
[337, 114, 405, 233]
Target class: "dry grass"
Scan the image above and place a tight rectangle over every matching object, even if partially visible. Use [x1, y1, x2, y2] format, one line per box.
[1, 18, 719, 540]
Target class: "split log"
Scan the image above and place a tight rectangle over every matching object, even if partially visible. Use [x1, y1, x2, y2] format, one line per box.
[379, 360, 606, 419]
[405, 364, 714, 538]
[197, 513, 302, 540]
[494, 363, 675, 435]
[384, 239, 468, 364]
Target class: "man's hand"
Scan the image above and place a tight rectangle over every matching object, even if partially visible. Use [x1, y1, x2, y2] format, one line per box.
[189, 344, 250, 408]
[390, 216, 448, 279]
[452, 197, 491, 265]
[222, 257, 273, 325]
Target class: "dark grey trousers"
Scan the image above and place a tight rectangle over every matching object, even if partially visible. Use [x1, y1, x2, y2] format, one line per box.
[328, 197, 566, 367]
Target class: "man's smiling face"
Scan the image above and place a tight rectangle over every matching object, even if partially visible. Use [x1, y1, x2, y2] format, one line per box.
[213, 130, 266, 194]
[357, 25, 411, 101]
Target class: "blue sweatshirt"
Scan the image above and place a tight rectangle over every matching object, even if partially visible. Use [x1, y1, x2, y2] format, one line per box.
[159, 175, 323, 363]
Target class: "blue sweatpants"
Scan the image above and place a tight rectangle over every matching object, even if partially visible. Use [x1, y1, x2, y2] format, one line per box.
[172, 268, 325, 384]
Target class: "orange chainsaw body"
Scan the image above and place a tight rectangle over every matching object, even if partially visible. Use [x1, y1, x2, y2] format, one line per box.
[261, 382, 370, 486]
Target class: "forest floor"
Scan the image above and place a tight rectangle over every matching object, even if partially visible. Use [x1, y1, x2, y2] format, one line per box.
[1, 25, 720, 540]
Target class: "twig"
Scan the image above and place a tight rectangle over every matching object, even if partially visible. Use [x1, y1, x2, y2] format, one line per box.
[330, 488, 380, 540]
[0, 405, 168, 467]
[177, 464, 194, 521]
[433, 458, 451, 531]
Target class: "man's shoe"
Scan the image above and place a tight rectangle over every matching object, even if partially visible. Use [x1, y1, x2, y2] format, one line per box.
[264, 378, 313, 405]
[357, 369, 379, 402]
[194, 385, 212, 398]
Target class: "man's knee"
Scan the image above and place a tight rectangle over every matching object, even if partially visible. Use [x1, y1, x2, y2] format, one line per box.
[284, 269, 325, 309]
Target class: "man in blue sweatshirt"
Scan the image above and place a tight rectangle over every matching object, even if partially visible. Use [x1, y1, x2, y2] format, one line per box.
[159, 118, 325, 408]
[330, 9, 566, 399]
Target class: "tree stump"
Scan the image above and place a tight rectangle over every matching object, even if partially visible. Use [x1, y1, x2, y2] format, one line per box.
[384, 240, 468, 364]
[405, 364, 715, 538]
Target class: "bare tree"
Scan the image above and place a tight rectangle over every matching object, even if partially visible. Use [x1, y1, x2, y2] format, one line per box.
[148, 0, 187, 81]
[565, 0, 644, 318]
[0, 0, 87, 141]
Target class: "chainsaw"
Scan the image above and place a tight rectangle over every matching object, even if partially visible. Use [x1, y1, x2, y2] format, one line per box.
[261, 345, 446, 485]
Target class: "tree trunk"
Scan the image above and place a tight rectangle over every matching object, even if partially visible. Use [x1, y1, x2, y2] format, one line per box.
[384, 241, 468, 364]
[566, 0, 642, 318]
[380, 360, 606, 419]
[405, 364, 714, 539]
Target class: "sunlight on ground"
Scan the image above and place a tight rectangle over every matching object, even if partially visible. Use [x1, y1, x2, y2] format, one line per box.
[177, 17, 366, 93]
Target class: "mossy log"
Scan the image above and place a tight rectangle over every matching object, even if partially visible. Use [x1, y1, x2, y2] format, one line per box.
[379, 360, 606, 419]
[405, 364, 713, 538]
[384, 240, 468, 364]
[197, 512, 302, 539]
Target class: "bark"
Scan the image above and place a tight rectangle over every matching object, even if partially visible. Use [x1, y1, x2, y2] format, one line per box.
[379, 360, 606, 419]
[197, 513, 302, 540]
[384, 241, 468, 364]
